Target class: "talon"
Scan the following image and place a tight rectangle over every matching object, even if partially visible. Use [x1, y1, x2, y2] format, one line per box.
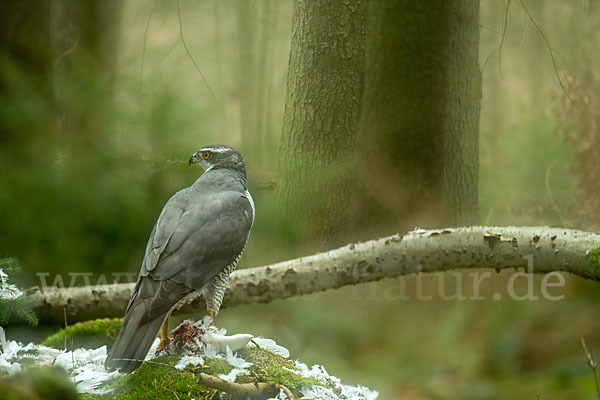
[156, 336, 173, 353]
[157, 317, 172, 353]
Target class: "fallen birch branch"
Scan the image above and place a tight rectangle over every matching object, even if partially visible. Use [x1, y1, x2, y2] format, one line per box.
[23, 226, 600, 325]
[196, 373, 297, 400]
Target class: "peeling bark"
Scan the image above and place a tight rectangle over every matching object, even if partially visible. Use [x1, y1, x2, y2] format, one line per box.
[23, 226, 600, 325]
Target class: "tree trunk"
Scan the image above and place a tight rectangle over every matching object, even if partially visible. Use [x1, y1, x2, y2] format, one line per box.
[0, 0, 54, 147]
[355, 0, 481, 236]
[51, 0, 123, 145]
[277, 0, 367, 246]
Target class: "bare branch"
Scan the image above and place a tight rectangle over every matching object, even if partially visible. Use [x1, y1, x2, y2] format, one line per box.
[22, 226, 600, 325]
[139, 0, 156, 91]
[196, 373, 297, 400]
[176, 0, 218, 105]
[517, 0, 582, 113]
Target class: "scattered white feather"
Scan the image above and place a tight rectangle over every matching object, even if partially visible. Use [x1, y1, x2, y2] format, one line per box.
[202, 330, 253, 353]
[286, 360, 379, 400]
[218, 367, 250, 382]
[145, 338, 160, 360]
[0, 333, 120, 394]
[175, 355, 204, 371]
[267, 388, 289, 400]
[203, 343, 219, 359]
[251, 337, 290, 358]
[0, 324, 378, 399]
[225, 346, 252, 369]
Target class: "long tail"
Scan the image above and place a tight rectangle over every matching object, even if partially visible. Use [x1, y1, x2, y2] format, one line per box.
[105, 277, 191, 373]
[105, 309, 167, 373]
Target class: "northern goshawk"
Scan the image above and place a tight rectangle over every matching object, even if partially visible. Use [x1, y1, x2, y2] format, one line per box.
[105, 145, 254, 373]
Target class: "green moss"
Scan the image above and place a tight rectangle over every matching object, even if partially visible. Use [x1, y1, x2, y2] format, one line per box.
[586, 247, 600, 280]
[42, 318, 325, 399]
[240, 347, 321, 391]
[80, 347, 322, 399]
[43, 318, 123, 350]
[82, 355, 217, 400]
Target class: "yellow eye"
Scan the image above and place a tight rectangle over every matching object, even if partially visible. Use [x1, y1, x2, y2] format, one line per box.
[202, 152, 210, 160]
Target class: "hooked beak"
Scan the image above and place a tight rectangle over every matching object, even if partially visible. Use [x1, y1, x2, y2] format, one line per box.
[188, 152, 200, 166]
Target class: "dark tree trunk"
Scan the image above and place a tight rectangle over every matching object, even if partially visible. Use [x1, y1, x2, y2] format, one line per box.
[51, 0, 123, 144]
[277, 0, 367, 246]
[0, 0, 54, 147]
[354, 0, 481, 236]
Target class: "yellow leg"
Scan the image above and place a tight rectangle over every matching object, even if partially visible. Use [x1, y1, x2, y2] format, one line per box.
[156, 317, 172, 353]
[208, 310, 215, 326]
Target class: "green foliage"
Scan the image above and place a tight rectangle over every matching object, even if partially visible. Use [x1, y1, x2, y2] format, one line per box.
[585, 248, 600, 280]
[0, 258, 38, 327]
[43, 318, 123, 350]
[0, 258, 21, 274]
[0, 298, 39, 327]
[0, 367, 78, 400]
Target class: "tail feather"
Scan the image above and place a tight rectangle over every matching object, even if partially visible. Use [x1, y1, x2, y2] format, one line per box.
[105, 304, 167, 373]
[105, 276, 193, 373]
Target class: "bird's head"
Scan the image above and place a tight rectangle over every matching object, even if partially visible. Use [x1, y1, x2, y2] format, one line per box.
[188, 144, 246, 174]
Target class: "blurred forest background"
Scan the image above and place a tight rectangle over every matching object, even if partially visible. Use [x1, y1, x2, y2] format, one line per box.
[1, 0, 600, 398]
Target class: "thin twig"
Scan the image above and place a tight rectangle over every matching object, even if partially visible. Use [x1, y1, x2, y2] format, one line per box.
[176, 0, 218, 105]
[498, 0, 511, 79]
[517, 0, 583, 113]
[581, 338, 600, 399]
[148, 38, 181, 75]
[167, 387, 181, 400]
[113, 357, 192, 371]
[140, 0, 157, 91]
[63, 307, 68, 350]
[481, 0, 510, 76]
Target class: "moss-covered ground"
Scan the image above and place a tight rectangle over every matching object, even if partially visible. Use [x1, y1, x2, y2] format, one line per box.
[42, 318, 123, 351]
[31, 319, 321, 399]
[79, 347, 321, 400]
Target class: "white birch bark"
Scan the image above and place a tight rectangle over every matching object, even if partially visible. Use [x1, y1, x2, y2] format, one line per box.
[24, 226, 600, 325]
